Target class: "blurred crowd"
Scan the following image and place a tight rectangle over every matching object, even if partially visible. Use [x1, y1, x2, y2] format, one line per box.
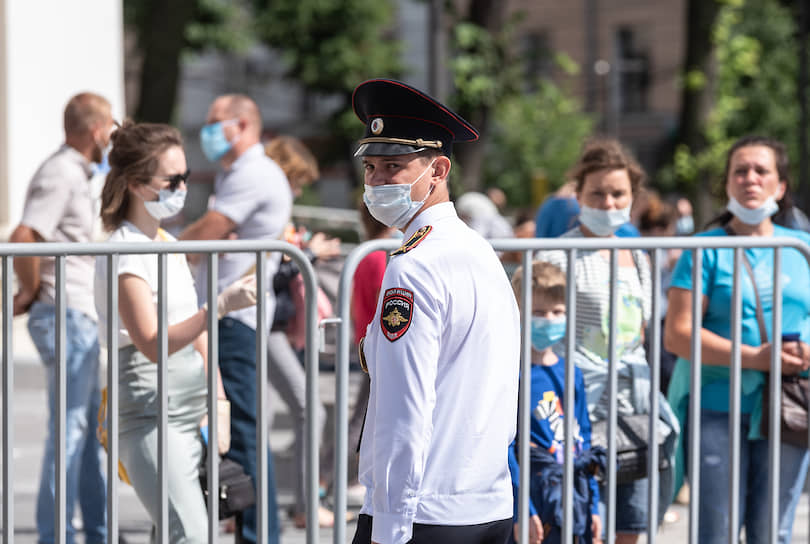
[10, 89, 810, 544]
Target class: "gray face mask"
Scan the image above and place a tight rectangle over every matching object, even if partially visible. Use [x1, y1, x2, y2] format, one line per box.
[141, 186, 187, 220]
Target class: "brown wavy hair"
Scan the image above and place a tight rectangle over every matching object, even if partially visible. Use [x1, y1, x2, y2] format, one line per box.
[100, 121, 183, 231]
[568, 138, 645, 196]
[264, 136, 319, 190]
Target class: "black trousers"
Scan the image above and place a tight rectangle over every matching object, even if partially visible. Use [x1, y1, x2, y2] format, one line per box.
[352, 513, 512, 544]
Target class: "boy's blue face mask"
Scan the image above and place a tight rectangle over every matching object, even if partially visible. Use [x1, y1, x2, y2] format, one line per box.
[530, 316, 566, 351]
[200, 119, 239, 162]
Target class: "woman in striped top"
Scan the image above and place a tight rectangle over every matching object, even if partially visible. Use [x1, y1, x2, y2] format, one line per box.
[536, 139, 677, 544]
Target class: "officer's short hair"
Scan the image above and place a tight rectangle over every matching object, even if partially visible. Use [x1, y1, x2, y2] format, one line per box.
[511, 261, 566, 306]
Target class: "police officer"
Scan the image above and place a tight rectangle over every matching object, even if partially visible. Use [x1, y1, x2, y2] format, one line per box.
[352, 79, 521, 544]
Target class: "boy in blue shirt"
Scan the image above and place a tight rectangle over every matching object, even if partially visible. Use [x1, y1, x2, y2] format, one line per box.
[508, 261, 604, 544]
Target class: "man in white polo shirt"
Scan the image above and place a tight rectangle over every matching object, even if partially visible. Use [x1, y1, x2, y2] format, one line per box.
[180, 93, 292, 544]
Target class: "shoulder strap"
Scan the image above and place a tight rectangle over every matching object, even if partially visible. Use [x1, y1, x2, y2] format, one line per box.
[723, 225, 768, 344]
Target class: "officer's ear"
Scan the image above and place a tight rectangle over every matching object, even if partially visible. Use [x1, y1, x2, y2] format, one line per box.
[432, 156, 451, 183]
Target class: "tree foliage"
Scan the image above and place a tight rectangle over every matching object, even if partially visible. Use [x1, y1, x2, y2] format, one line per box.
[254, 0, 403, 97]
[125, 0, 253, 122]
[482, 77, 593, 206]
[667, 0, 801, 202]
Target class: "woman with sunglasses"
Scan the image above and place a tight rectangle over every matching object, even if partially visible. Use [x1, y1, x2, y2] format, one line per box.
[94, 121, 257, 542]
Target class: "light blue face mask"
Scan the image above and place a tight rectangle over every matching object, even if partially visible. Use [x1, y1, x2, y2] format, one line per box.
[363, 160, 435, 229]
[200, 119, 239, 162]
[530, 316, 566, 352]
[675, 215, 694, 235]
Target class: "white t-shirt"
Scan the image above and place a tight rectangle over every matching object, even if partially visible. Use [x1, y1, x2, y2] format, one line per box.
[94, 221, 200, 349]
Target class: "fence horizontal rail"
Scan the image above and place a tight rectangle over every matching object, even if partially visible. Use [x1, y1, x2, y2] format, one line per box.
[336, 235, 810, 544]
[0, 239, 321, 544]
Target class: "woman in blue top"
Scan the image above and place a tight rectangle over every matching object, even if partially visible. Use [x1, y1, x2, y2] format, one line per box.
[508, 261, 602, 544]
[665, 135, 810, 544]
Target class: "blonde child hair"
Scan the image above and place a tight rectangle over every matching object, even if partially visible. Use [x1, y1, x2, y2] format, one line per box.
[510, 261, 566, 307]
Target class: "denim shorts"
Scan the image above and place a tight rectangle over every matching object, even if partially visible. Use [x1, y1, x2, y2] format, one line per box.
[599, 477, 649, 534]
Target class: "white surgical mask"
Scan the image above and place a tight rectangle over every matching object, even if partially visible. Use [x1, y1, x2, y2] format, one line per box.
[141, 186, 187, 220]
[726, 196, 779, 226]
[363, 160, 436, 229]
[579, 203, 631, 236]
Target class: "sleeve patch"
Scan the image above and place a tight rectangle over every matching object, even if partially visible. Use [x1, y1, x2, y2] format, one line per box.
[390, 225, 432, 256]
[380, 288, 414, 341]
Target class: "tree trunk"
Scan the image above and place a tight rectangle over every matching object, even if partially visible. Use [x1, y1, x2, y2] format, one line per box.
[675, 0, 721, 224]
[133, 0, 197, 123]
[453, 0, 508, 193]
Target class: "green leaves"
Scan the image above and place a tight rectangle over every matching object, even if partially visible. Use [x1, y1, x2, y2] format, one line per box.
[668, 0, 802, 197]
[255, 0, 403, 94]
[483, 79, 593, 206]
[450, 18, 522, 113]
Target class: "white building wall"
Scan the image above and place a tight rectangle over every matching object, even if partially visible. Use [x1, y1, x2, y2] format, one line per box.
[0, 0, 125, 233]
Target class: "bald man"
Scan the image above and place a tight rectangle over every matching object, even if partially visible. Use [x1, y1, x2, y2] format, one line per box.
[180, 94, 292, 544]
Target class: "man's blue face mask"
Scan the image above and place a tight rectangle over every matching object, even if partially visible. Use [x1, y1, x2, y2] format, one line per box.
[200, 119, 239, 162]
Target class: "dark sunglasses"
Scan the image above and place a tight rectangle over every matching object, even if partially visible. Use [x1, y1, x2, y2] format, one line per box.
[156, 169, 190, 191]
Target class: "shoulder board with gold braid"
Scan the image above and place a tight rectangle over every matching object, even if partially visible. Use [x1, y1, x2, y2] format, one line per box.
[390, 225, 432, 256]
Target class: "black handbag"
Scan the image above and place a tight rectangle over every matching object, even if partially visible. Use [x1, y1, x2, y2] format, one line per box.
[762, 374, 810, 448]
[591, 413, 670, 484]
[199, 457, 256, 520]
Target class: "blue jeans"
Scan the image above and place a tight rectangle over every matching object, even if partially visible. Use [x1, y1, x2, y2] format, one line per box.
[698, 409, 810, 544]
[27, 302, 106, 544]
[219, 318, 280, 544]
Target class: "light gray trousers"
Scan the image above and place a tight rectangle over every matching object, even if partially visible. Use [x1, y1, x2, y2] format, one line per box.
[267, 331, 327, 513]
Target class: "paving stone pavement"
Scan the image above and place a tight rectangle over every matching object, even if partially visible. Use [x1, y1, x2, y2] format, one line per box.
[2, 313, 809, 543]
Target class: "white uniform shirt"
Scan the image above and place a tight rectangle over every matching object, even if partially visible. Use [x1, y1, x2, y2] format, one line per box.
[359, 201, 520, 544]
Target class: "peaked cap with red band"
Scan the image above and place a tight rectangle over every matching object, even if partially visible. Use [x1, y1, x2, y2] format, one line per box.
[352, 78, 479, 157]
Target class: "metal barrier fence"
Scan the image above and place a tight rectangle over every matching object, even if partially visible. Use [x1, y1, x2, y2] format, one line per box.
[334, 235, 810, 544]
[4, 234, 810, 544]
[0, 239, 322, 544]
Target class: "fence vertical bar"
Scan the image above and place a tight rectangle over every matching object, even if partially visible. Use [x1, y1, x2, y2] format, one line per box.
[606, 249, 618, 544]
[768, 248, 782, 544]
[728, 247, 743, 544]
[55, 255, 66, 544]
[334, 249, 353, 544]
[562, 250, 577, 542]
[106, 254, 119, 544]
[207, 253, 219, 542]
[3, 256, 13, 544]
[301, 253, 320, 544]
[688, 247, 703, 544]
[157, 253, 168, 544]
[255, 252, 268, 544]
[333, 239, 395, 544]
[647, 248, 661, 544]
[517, 251, 532, 544]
